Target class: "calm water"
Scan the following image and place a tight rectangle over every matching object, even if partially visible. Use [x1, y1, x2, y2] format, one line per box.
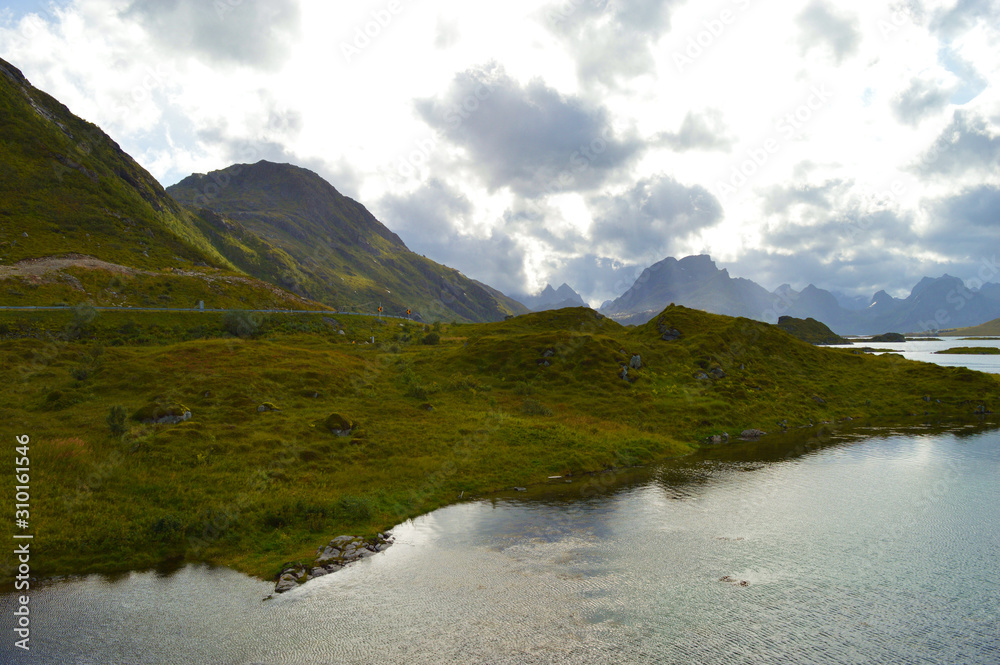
[3, 420, 999, 664]
[850, 337, 1000, 374]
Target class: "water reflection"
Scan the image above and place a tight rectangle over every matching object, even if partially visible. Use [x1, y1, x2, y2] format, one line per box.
[3, 418, 999, 664]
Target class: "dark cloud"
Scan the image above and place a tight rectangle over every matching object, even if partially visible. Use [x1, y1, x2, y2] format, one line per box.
[731, 207, 928, 296]
[927, 185, 1000, 259]
[544, 0, 680, 87]
[891, 78, 951, 125]
[659, 110, 733, 152]
[123, 0, 300, 70]
[377, 180, 528, 295]
[416, 63, 641, 197]
[913, 110, 1000, 177]
[796, 0, 861, 64]
[589, 175, 723, 261]
[930, 0, 998, 39]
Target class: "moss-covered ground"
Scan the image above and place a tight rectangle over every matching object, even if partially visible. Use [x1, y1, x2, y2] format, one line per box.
[1, 305, 997, 583]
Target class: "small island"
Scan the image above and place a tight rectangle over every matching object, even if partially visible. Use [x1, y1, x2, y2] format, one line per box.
[935, 347, 1000, 355]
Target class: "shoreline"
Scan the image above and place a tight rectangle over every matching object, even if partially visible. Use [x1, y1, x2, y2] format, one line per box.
[6, 413, 997, 597]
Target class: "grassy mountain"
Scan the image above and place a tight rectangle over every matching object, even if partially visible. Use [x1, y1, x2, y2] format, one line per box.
[940, 318, 1000, 337]
[0, 57, 322, 310]
[2, 304, 997, 583]
[776, 316, 851, 345]
[167, 161, 529, 322]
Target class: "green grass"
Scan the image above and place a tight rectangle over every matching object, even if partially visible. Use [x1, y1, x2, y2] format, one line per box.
[935, 346, 1000, 355]
[1, 305, 997, 583]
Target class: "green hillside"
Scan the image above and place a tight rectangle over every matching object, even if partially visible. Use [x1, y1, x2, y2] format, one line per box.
[167, 161, 529, 322]
[940, 318, 1000, 337]
[0, 57, 329, 311]
[776, 315, 851, 345]
[1, 304, 995, 583]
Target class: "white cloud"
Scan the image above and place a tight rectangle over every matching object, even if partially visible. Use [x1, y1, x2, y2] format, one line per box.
[1, 0, 999, 303]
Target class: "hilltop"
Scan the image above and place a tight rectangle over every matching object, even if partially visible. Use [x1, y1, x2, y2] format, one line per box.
[0, 56, 523, 322]
[167, 161, 528, 322]
[0, 57, 326, 311]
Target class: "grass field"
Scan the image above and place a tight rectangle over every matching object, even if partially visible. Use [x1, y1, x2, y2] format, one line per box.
[2, 304, 997, 583]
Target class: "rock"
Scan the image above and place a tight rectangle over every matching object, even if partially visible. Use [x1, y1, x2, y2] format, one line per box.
[710, 367, 726, 379]
[542, 349, 555, 358]
[812, 395, 826, 405]
[708, 435, 723, 444]
[133, 402, 192, 425]
[694, 371, 710, 380]
[274, 573, 299, 594]
[338, 330, 346, 336]
[419, 403, 434, 412]
[257, 402, 279, 412]
[657, 318, 682, 341]
[514, 487, 527, 492]
[309, 567, 329, 579]
[323, 413, 356, 436]
[629, 354, 642, 370]
[922, 395, 931, 402]
[660, 327, 681, 341]
[740, 428, 766, 439]
[537, 359, 551, 367]
[619, 366, 629, 381]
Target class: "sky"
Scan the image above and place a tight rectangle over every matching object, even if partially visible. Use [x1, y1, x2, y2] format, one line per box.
[1, 0, 998, 305]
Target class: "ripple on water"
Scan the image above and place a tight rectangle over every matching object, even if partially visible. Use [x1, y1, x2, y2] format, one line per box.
[3, 425, 999, 664]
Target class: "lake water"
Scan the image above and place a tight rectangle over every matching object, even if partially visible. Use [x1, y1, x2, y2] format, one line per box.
[848, 336, 1000, 374]
[3, 355, 1000, 664]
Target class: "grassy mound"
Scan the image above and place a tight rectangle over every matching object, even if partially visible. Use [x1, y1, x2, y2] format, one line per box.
[0, 304, 996, 582]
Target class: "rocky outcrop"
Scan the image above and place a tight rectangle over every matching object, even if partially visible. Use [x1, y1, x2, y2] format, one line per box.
[323, 413, 356, 437]
[739, 428, 766, 440]
[273, 532, 394, 595]
[132, 402, 192, 425]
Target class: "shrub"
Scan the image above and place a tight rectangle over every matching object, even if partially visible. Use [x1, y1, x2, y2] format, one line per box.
[421, 332, 440, 345]
[223, 310, 262, 338]
[521, 399, 553, 416]
[107, 404, 128, 436]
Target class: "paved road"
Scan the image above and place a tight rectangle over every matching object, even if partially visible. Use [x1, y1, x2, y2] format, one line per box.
[0, 306, 413, 320]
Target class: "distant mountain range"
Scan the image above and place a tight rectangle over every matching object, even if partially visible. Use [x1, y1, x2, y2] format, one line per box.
[3, 52, 997, 334]
[600, 255, 1000, 335]
[514, 283, 586, 311]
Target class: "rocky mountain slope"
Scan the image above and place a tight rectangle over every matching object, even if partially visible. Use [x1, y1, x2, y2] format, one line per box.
[168, 161, 528, 322]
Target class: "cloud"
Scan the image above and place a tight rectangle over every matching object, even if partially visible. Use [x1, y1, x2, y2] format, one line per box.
[589, 175, 723, 261]
[122, 0, 301, 70]
[930, 0, 999, 39]
[762, 180, 846, 214]
[415, 63, 641, 197]
[913, 110, 1000, 176]
[659, 109, 733, 152]
[377, 179, 528, 294]
[891, 77, 952, 126]
[543, 0, 680, 87]
[796, 0, 861, 64]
